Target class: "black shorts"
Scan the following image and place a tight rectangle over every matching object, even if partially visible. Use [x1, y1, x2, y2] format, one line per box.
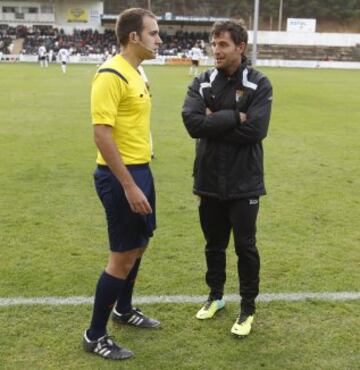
[192, 60, 199, 66]
[94, 164, 156, 252]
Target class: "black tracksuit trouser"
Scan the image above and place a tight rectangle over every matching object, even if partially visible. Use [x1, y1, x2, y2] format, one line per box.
[199, 196, 260, 315]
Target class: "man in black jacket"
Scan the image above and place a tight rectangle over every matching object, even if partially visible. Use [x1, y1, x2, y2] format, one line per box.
[182, 20, 272, 337]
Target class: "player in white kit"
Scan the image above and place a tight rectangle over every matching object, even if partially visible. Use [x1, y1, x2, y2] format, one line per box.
[58, 48, 69, 74]
[38, 45, 48, 68]
[189, 44, 202, 76]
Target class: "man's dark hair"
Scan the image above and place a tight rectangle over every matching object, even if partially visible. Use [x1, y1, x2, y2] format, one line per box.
[211, 20, 248, 45]
[116, 8, 156, 47]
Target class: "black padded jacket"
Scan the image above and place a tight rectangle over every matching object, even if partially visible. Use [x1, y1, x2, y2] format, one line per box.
[182, 58, 273, 200]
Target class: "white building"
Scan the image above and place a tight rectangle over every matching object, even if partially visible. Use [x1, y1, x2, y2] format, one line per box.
[0, 0, 104, 32]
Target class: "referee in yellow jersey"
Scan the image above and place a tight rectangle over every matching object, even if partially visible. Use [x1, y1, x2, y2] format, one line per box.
[83, 8, 162, 361]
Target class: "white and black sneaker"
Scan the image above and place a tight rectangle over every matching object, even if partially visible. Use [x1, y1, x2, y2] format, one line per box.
[112, 307, 160, 328]
[82, 331, 133, 360]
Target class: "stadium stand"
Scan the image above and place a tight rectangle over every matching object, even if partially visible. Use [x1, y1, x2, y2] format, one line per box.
[22, 27, 117, 55]
[103, 0, 360, 32]
[0, 24, 209, 57]
[249, 44, 359, 62]
[0, 0, 359, 64]
[0, 25, 26, 53]
[159, 30, 209, 56]
[1, 23, 359, 62]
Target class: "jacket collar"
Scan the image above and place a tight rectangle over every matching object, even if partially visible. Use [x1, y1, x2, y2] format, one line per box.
[216, 56, 248, 81]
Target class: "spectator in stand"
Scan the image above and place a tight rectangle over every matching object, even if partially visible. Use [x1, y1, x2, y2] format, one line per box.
[18, 25, 208, 58]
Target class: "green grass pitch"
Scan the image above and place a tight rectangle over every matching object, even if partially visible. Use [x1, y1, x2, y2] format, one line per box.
[0, 63, 359, 369]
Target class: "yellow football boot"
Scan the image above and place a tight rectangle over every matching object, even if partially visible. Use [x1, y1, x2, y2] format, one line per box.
[196, 299, 225, 319]
[231, 314, 254, 337]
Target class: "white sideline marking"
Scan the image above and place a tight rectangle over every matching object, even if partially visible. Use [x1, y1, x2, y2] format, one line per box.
[0, 292, 359, 307]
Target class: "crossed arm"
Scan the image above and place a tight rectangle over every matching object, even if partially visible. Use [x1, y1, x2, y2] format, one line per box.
[182, 77, 272, 144]
[206, 107, 247, 123]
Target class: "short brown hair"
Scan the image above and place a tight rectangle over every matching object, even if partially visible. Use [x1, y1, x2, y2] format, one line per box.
[211, 20, 248, 45]
[115, 8, 156, 47]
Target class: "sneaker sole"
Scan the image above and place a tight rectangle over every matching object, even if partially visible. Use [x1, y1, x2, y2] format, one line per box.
[87, 350, 134, 360]
[83, 338, 134, 360]
[231, 333, 249, 339]
[231, 326, 252, 338]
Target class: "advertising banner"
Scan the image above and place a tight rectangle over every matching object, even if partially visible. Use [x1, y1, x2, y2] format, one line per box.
[287, 18, 316, 32]
[67, 8, 88, 23]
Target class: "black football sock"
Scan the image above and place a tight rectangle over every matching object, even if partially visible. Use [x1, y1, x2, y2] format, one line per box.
[87, 270, 126, 340]
[115, 258, 141, 314]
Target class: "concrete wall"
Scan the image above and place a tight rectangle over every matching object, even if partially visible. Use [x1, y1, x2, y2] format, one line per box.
[248, 31, 360, 47]
[0, 0, 103, 31]
[0, 1, 55, 24]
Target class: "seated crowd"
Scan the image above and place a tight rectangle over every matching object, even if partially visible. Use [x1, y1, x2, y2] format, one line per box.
[159, 30, 209, 56]
[3, 24, 354, 62]
[0, 25, 208, 57]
